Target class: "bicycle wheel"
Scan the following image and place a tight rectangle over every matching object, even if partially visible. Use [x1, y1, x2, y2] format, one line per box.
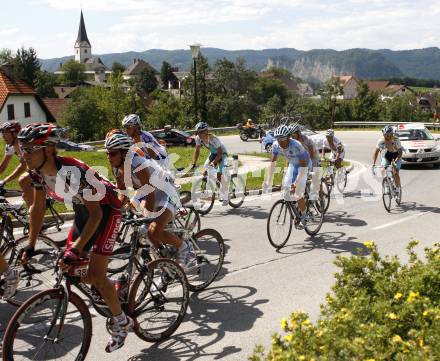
[335, 167, 348, 193]
[2, 288, 92, 361]
[228, 175, 246, 208]
[174, 206, 201, 233]
[108, 243, 131, 274]
[319, 180, 331, 213]
[382, 178, 392, 212]
[304, 199, 324, 236]
[191, 178, 216, 215]
[185, 228, 225, 292]
[267, 199, 293, 249]
[128, 258, 189, 342]
[2, 235, 61, 307]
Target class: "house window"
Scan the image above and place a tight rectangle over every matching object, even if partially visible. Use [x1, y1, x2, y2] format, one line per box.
[24, 102, 31, 118]
[84, 49, 87, 53]
[7, 104, 14, 120]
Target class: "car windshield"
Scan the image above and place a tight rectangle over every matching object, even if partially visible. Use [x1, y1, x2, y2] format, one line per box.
[174, 130, 191, 137]
[396, 129, 434, 141]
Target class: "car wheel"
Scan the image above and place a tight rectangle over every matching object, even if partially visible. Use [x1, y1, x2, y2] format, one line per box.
[433, 163, 440, 169]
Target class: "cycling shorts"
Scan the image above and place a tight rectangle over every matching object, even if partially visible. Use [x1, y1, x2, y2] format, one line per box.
[381, 151, 402, 170]
[282, 164, 307, 201]
[66, 204, 122, 256]
[204, 153, 228, 174]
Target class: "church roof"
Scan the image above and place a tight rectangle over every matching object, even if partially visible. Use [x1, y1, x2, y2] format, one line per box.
[75, 10, 91, 47]
[84, 57, 108, 71]
[123, 59, 157, 76]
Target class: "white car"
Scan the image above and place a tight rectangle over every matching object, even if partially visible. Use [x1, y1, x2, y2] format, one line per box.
[395, 123, 440, 167]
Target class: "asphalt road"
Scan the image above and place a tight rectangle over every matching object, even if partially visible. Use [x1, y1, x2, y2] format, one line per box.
[2, 131, 440, 360]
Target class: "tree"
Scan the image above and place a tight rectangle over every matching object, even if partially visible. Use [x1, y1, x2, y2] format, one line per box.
[136, 67, 158, 94]
[0, 48, 13, 64]
[59, 60, 86, 86]
[252, 77, 289, 106]
[320, 78, 343, 128]
[13, 47, 40, 86]
[34, 71, 58, 98]
[145, 92, 189, 129]
[353, 81, 380, 122]
[111, 62, 125, 75]
[160, 61, 174, 89]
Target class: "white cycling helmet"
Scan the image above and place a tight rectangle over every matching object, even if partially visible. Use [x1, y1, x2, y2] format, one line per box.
[289, 123, 301, 134]
[195, 122, 209, 131]
[274, 125, 290, 138]
[122, 114, 142, 127]
[326, 129, 335, 137]
[104, 133, 133, 151]
[382, 125, 395, 135]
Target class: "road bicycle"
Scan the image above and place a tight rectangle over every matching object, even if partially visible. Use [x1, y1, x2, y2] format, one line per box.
[108, 213, 225, 292]
[320, 158, 349, 194]
[267, 184, 324, 249]
[191, 155, 247, 215]
[2, 233, 189, 360]
[373, 164, 402, 212]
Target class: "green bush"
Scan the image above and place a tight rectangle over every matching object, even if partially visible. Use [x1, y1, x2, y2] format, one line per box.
[251, 241, 440, 361]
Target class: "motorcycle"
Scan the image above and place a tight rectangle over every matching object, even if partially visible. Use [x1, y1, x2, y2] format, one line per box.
[237, 124, 265, 141]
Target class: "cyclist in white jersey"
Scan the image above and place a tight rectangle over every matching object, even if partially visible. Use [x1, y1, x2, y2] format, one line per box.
[264, 125, 310, 224]
[372, 125, 403, 190]
[322, 129, 345, 168]
[289, 123, 320, 200]
[105, 132, 195, 268]
[0, 121, 34, 206]
[191, 122, 229, 205]
[121, 114, 169, 169]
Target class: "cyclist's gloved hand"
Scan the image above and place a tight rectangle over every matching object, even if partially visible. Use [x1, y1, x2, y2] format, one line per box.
[62, 248, 81, 265]
[21, 244, 35, 264]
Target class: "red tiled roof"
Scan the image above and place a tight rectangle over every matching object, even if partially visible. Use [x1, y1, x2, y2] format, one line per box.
[0, 69, 36, 110]
[42, 98, 69, 120]
[338, 75, 355, 85]
[366, 81, 390, 91]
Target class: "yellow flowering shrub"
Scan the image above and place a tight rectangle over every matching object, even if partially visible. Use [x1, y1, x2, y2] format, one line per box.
[250, 241, 440, 360]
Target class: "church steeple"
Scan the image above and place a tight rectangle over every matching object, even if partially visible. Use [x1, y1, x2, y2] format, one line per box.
[74, 10, 91, 63]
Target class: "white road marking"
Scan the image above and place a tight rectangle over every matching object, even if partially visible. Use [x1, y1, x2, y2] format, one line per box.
[371, 211, 429, 231]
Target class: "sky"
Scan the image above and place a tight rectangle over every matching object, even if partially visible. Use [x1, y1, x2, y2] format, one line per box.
[1, 0, 440, 59]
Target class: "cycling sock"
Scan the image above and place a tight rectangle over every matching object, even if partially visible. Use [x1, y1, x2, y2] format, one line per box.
[113, 312, 128, 326]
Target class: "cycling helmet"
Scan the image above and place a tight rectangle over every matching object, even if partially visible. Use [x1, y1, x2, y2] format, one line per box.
[274, 125, 291, 138]
[122, 114, 142, 127]
[195, 122, 208, 132]
[289, 123, 301, 134]
[382, 125, 395, 135]
[0, 121, 21, 133]
[17, 123, 60, 145]
[105, 128, 127, 140]
[104, 133, 133, 151]
[326, 129, 335, 137]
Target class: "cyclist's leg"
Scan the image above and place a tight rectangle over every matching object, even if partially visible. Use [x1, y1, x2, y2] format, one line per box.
[18, 173, 33, 207]
[0, 253, 18, 299]
[294, 167, 308, 214]
[147, 208, 182, 249]
[334, 150, 345, 168]
[393, 158, 402, 187]
[217, 155, 229, 202]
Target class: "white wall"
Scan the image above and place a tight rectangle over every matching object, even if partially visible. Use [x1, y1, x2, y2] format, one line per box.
[0, 95, 48, 125]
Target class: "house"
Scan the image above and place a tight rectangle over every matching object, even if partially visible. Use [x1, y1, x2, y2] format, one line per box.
[55, 11, 112, 83]
[42, 98, 69, 122]
[166, 70, 190, 96]
[335, 75, 359, 100]
[0, 64, 55, 125]
[386, 84, 413, 96]
[366, 80, 390, 92]
[257, 71, 300, 93]
[297, 83, 314, 97]
[417, 94, 436, 112]
[54, 86, 77, 99]
[122, 59, 158, 81]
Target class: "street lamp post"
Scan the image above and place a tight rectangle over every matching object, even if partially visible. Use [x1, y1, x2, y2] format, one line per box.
[190, 44, 201, 123]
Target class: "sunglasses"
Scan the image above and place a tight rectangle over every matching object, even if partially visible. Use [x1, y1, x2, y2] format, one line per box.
[106, 150, 120, 157]
[20, 145, 46, 154]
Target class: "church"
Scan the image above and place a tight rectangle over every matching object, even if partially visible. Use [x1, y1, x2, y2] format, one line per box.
[55, 11, 112, 84]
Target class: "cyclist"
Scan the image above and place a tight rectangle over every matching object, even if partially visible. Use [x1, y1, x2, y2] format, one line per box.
[191, 122, 229, 205]
[122, 114, 169, 169]
[18, 123, 133, 353]
[0, 254, 19, 300]
[322, 129, 345, 168]
[0, 122, 34, 207]
[289, 123, 320, 200]
[104, 131, 195, 267]
[264, 125, 310, 225]
[372, 125, 403, 191]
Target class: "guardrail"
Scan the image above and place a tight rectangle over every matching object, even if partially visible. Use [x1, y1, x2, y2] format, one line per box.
[334, 121, 440, 128]
[79, 126, 238, 146]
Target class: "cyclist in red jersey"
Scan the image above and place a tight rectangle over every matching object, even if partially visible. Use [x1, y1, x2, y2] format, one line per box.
[18, 123, 133, 353]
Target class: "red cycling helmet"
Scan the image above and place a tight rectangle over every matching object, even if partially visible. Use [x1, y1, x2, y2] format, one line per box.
[17, 123, 60, 145]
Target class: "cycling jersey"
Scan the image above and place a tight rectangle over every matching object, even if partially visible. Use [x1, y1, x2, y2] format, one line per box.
[377, 137, 403, 170]
[272, 139, 309, 165]
[196, 135, 228, 174]
[323, 136, 345, 160]
[5, 144, 23, 161]
[29, 156, 122, 209]
[297, 134, 318, 167]
[113, 152, 178, 214]
[195, 135, 227, 155]
[138, 130, 169, 168]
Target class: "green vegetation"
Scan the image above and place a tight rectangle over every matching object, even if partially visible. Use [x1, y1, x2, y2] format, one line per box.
[251, 240, 440, 360]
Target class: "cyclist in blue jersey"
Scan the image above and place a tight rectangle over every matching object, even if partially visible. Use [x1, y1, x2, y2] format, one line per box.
[191, 122, 229, 205]
[122, 114, 169, 169]
[264, 125, 310, 224]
